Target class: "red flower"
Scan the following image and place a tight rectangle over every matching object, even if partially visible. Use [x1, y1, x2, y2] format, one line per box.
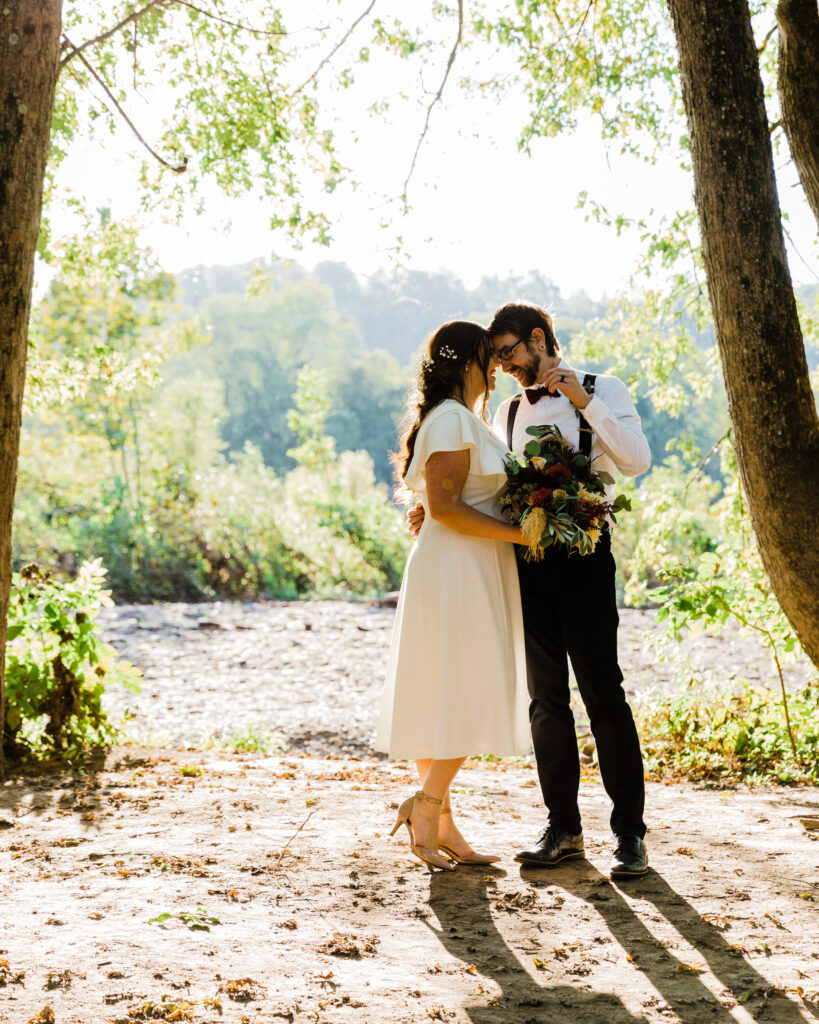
[547, 463, 572, 482]
[529, 487, 554, 507]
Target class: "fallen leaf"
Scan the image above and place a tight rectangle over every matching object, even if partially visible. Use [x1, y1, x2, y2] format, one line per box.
[25, 1009, 55, 1024]
[675, 963, 705, 974]
[317, 933, 379, 958]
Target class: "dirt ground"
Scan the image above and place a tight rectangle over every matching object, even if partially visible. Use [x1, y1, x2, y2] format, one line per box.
[2, 599, 818, 1023]
[1, 749, 818, 1024]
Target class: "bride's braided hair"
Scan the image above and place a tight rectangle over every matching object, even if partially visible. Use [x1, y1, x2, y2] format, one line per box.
[392, 320, 493, 493]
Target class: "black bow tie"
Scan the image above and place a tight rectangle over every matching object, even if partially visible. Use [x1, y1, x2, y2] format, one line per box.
[524, 385, 560, 404]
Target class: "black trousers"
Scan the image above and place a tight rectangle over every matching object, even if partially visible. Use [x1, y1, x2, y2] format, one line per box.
[516, 533, 646, 837]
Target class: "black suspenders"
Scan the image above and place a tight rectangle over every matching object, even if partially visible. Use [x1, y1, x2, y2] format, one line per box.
[578, 373, 596, 459]
[506, 373, 597, 456]
[506, 395, 522, 451]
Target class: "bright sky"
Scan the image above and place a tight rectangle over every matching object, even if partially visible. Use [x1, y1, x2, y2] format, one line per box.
[53, 2, 819, 300]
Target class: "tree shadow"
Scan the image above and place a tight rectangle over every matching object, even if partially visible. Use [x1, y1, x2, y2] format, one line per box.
[551, 861, 810, 1024]
[0, 747, 111, 832]
[425, 868, 646, 1024]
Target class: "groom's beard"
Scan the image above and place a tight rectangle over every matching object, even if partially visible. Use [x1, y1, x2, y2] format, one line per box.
[508, 353, 541, 388]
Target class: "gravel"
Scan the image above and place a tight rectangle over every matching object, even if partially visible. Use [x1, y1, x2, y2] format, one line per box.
[98, 599, 814, 757]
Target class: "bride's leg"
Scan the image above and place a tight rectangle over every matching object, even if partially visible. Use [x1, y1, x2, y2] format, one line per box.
[410, 757, 465, 853]
[438, 795, 476, 858]
[416, 758, 432, 787]
[436, 772, 500, 863]
[417, 758, 476, 857]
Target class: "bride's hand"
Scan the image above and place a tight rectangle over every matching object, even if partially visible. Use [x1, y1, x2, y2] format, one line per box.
[407, 502, 425, 539]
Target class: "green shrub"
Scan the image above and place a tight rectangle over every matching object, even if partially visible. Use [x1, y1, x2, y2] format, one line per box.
[4, 561, 140, 760]
[635, 680, 819, 785]
[277, 450, 409, 596]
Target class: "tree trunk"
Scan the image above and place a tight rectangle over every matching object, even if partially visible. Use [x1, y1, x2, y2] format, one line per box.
[0, 0, 64, 773]
[665, 0, 819, 669]
[777, 0, 819, 230]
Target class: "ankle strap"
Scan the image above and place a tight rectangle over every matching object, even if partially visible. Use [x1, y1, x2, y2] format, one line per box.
[414, 789, 443, 806]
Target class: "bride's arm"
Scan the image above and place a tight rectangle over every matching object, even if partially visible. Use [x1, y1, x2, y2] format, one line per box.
[425, 450, 524, 544]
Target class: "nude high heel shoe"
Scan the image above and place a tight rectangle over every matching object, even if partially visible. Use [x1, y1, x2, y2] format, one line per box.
[437, 807, 501, 865]
[390, 791, 455, 871]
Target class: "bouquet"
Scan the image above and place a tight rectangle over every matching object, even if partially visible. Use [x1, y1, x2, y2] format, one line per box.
[500, 423, 631, 559]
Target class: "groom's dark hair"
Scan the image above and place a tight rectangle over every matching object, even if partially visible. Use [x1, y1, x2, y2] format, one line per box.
[488, 301, 560, 357]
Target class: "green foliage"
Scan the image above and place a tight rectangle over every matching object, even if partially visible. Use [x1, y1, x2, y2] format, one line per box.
[616, 436, 818, 784]
[49, 3, 340, 253]
[276, 451, 409, 596]
[287, 367, 336, 470]
[20, 232, 415, 602]
[627, 440, 801, 657]
[4, 562, 140, 760]
[204, 725, 286, 754]
[635, 680, 819, 785]
[27, 215, 187, 413]
[472, 0, 681, 158]
[148, 907, 220, 931]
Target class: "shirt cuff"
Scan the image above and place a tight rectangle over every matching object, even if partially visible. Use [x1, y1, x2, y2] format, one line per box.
[578, 394, 609, 424]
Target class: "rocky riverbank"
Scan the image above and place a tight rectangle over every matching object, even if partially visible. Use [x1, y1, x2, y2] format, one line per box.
[98, 600, 813, 756]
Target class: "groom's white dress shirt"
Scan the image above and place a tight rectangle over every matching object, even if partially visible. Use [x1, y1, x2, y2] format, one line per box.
[493, 359, 651, 507]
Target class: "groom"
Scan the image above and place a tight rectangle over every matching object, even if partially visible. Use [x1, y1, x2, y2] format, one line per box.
[409, 301, 651, 877]
[489, 301, 650, 878]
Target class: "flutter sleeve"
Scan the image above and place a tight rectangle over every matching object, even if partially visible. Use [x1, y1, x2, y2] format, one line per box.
[404, 402, 507, 494]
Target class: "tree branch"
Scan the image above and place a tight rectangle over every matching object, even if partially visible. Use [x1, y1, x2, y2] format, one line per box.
[292, 0, 377, 97]
[59, 0, 170, 68]
[776, 0, 819, 230]
[783, 224, 819, 283]
[401, 0, 464, 206]
[678, 429, 731, 504]
[59, 0, 287, 70]
[523, 0, 596, 149]
[757, 22, 778, 54]
[62, 34, 187, 173]
[170, 0, 288, 38]
[718, 597, 799, 760]
[273, 808, 317, 870]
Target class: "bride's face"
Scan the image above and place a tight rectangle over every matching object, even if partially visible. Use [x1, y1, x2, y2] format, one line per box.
[463, 351, 499, 398]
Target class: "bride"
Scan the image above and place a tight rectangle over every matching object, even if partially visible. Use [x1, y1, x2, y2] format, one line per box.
[375, 320, 530, 871]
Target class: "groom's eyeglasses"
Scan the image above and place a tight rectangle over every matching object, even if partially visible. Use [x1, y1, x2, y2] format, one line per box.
[496, 336, 531, 361]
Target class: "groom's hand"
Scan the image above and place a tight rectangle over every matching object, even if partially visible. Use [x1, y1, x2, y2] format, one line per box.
[540, 365, 592, 408]
[407, 502, 425, 538]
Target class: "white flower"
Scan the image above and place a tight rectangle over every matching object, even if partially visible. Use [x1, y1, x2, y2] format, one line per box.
[531, 457, 546, 471]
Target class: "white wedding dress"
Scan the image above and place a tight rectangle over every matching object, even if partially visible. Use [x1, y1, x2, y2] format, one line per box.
[375, 400, 531, 760]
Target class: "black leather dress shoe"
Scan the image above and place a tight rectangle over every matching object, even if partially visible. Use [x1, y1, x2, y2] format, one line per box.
[610, 834, 648, 877]
[514, 827, 585, 867]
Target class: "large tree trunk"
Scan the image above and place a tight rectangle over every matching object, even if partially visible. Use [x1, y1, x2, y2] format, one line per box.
[666, 0, 819, 669]
[776, 0, 819, 230]
[0, 0, 64, 772]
